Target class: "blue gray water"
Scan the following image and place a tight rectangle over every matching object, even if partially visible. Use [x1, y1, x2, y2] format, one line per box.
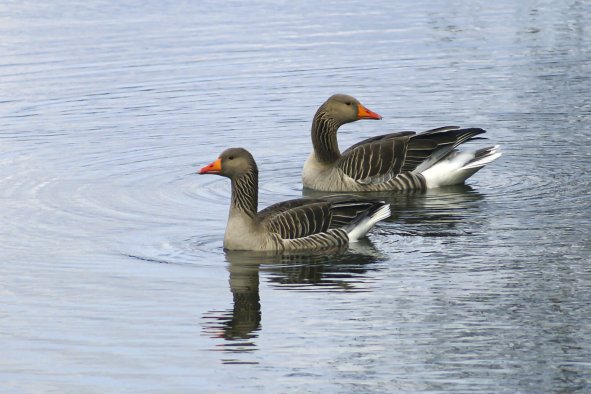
[1, 1, 590, 393]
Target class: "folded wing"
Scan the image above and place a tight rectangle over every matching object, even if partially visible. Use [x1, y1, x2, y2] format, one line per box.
[258, 195, 388, 239]
[337, 126, 486, 184]
[259, 199, 333, 239]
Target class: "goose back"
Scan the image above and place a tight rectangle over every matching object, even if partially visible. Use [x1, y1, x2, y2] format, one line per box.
[327, 127, 488, 191]
[260, 200, 332, 240]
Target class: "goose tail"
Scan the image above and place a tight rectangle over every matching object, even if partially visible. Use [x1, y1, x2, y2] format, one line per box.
[344, 203, 390, 242]
[421, 145, 502, 188]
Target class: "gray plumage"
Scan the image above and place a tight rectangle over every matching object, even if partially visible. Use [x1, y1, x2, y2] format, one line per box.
[302, 94, 501, 192]
[199, 148, 390, 251]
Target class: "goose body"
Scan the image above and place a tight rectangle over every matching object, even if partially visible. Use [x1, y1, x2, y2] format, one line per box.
[302, 94, 502, 192]
[198, 148, 390, 252]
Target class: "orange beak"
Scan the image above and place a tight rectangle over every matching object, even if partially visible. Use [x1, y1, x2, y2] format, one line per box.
[198, 158, 222, 174]
[357, 104, 382, 120]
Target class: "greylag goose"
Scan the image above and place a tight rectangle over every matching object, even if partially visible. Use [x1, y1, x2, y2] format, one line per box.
[302, 94, 502, 192]
[198, 148, 390, 251]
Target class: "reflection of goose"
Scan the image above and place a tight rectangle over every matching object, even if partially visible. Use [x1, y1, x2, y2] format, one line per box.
[302, 94, 501, 192]
[305, 185, 486, 237]
[306, 184, 482, 222]
[201, 254, 261, 360]
[224, 246, 386, 293]
[222, 257, 261, 340]
[198, 148, 390, 251]
[263, 240, 387, 291]
[202, 247, 386, 346]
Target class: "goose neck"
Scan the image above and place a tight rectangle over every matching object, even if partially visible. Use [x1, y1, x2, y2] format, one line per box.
[230, 168, 258, 218]
[311, 110, 341, 164]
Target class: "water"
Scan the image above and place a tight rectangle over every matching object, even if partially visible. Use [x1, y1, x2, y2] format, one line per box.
[1, 1, 590, 392]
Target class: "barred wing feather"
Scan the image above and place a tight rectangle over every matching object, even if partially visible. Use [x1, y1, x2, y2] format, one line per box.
[261, 201, 333, 240]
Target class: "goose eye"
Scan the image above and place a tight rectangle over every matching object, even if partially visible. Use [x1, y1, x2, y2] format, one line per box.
[228, 156, 234, 160]
[346, 102, 352, 106]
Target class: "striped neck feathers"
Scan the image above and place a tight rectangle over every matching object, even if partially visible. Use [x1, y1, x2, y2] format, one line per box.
[311, 107, 342, 164]
[230, 163, 259, 217]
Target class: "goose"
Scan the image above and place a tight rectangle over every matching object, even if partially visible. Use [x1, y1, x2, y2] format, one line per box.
[198, 148, 391, 251]
[302, 94, 502, 192]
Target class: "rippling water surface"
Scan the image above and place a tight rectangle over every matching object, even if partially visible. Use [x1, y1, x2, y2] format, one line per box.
[1, 1, 590, 392]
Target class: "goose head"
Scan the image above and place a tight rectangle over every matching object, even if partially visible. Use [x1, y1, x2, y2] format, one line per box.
[320, 94, 382, 125]
[198, 147, 257, 179]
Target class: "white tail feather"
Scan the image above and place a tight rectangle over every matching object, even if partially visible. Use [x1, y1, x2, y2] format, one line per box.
[346, 204, 390, 242]
[460, 146, 502, 170]
[422, 145, 502, 188]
